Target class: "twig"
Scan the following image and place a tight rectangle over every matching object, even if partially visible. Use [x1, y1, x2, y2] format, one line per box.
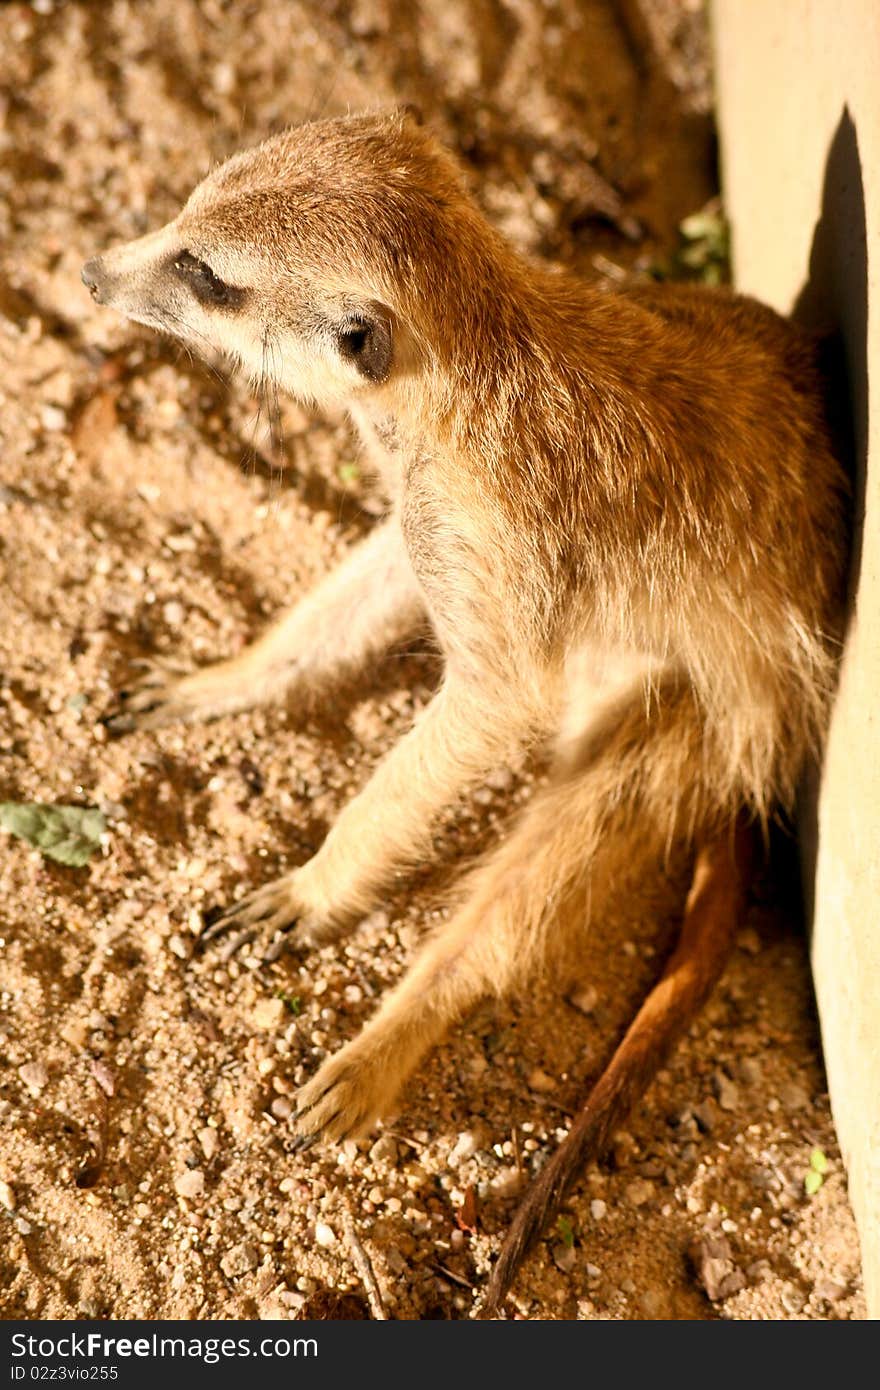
[342, 1207, 387, 1320]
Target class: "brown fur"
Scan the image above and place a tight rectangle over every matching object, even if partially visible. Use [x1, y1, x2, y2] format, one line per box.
[82, 110, 849, 1312]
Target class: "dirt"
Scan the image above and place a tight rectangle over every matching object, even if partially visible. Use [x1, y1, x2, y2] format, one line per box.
[0, 0, 865, 1321]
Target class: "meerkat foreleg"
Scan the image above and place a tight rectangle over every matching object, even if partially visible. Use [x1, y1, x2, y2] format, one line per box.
[203, 673, 548, 952]
[105, 519, 425, 732]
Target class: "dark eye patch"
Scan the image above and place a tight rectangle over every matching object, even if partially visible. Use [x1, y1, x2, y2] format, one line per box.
[172, 250, 245, 308]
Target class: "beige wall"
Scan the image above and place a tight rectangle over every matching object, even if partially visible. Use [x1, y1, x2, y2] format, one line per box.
[713, 0, 880, 1318]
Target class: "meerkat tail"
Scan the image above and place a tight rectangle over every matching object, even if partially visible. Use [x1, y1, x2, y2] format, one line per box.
[480, 812, 756, 1319]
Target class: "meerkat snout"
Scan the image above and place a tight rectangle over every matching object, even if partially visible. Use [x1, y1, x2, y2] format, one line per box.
[80, 257, 106, 302]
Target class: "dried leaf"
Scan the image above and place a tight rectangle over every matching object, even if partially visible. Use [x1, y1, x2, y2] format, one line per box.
[455, 1184, 478, 1235]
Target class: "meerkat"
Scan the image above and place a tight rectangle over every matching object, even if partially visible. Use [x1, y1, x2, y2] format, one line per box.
[81, 109, 848, 1315]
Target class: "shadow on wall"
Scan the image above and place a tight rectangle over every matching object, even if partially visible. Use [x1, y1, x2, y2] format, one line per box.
[792, 106, 869, 927]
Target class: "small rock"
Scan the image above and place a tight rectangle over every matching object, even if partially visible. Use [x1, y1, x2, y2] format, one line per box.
[59, 1020, 89, 1050]
[162, 600, 185, 627]
[814, 1277, 847, 1303]
[447, 1131, 478, 1167]
[780, 1282, 806, 1315]
[198, 1127, 218, 1161]
[737, 1056, 762, 1085]
[18, 1062, 48, 1094]
[590, 1198, 607, 1222]
[221, 1242, 260, 1278]
[552, 1242, 577, 1274]
[490, 1166, 521, 1198]
[168, 933, 189, 960]
[777, 1081, 809, 1111]
[40, 404, 67, 432]
[624, 1179, 654, 1208]
[527, 1067, 556, 1094]
[712, 1070, 739, 1112]
[253, 997, 286, 1031]
[689, 1235, 746, 1302]
[174, 1170, 205, 1200]
[314, 1221, 336, 1248]
[639, 1290, 664, 1317]
[369, 1134, 399, 1166]
[0, 1180, 15, 1211]
[486, 767, 514, 792]
[692, 1099, 718, 1133]
[567, 984, 598, 1016]
[270, 1096, 292, 1121]
[14, 1217, 32, 1236]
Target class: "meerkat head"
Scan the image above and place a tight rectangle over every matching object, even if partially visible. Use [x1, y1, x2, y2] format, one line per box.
[81, 109, 489, 410]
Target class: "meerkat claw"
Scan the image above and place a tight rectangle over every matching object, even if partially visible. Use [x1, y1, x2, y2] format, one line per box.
[197, 876, 318, 962]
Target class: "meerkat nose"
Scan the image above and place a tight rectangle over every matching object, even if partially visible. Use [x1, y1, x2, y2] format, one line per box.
[81, 257, 106, 302]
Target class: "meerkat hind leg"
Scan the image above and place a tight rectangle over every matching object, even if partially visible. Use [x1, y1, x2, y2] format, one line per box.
[480, 812, 756, 1317]
[287, 741, 678, 1145]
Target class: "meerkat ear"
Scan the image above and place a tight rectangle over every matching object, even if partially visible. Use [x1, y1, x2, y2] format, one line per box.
[335, 302, 394, 383]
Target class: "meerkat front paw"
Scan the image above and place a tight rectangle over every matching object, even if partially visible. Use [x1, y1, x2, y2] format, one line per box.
[292, 1038, 404, 1147]
[199, 871, 341, 962]
[101, 659, 207, 734]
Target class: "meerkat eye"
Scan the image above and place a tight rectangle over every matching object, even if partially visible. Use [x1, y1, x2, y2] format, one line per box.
[173, 250, 244, 308]
[335, 306, 393, 383]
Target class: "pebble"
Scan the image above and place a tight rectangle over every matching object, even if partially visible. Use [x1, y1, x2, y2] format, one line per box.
[40, 404, 67, 432]
[689, 1235, 746, 1302]
[527, 1067, 556, 1094]
[447, 1131, 478, 1167]
[18, 1061, 48, 1094]
[814, 1277, 847, 1303]
[590, 1198, 607, 1221]
[0, 1180, 15, 1211]
[567, 984, 598, 1016]
[737, 1056, 762, 1085]
[369, 1135, 399, 1166]
[221, 1242, 260, 1278]
[712, 1070, 740, 1112]
[59, 1020, 88, 1050]
[253, 998, 286, 1031]
[624, 1179, 654, 1208]
[270, 1096, 292, 1121]
[162, 601, 185, 627]
[692, 1099, 718, 1133]
[780, 1283, 806, 1315]
[197, 1127, 218, 1161]
[174, 1170, 205, 1200]
[486, 767, 514, 792]
[552, 1242, 577, 1274]
[314, 1221, 336, 1248]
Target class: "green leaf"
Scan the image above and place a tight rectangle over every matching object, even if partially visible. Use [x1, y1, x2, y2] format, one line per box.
[276, 991, 302, 1016]
[679, 210, 726, 243]
[0, 802, 107, 867]
[556, 1214, 575, 1248]
[804, 1169, 823, 1196]
[809, 1147, 829, 1174]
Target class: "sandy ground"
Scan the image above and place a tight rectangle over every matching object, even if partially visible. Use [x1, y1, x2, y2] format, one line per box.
[0, 0, 865, 1320]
